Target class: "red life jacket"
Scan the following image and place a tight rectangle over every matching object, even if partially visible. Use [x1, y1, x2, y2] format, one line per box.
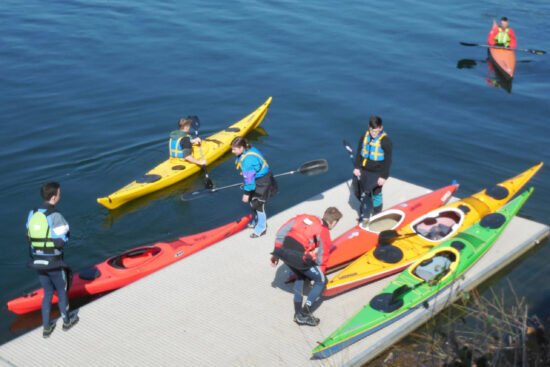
[287, 214, 324, 262]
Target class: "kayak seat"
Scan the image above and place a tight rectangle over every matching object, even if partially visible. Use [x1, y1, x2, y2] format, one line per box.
[136, 174, 162, 184]
[415, 212, 460, 241]
[172, 165, 186, 170]
[79, 267, 101, 281]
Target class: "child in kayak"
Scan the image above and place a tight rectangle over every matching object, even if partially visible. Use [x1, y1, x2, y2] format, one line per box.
[270, 207, 342, 326]
[169, 117, 206, 166]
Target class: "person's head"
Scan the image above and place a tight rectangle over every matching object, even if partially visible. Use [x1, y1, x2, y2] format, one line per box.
[500, 16, 509, 29]
[231, 137, 251, 156]
[323, 207, 342, 230]
[368, 115, 384, 138]
[178, 118, 192, 132]
[41, 182, 61, 205]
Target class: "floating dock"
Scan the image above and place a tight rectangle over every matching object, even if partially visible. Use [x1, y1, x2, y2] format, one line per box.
[1, 178, 548, 367]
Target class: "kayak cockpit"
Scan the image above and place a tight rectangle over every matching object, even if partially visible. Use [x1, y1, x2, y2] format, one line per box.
[362, 209, 404, 232]
[412, 209, 463, 242]
[109, 246, 162, 269]
[410, 247, 461, 284]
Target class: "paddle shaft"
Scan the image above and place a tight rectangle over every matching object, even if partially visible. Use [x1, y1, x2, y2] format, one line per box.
[192, 118, 214, 189]
[460, 42, 546, 55]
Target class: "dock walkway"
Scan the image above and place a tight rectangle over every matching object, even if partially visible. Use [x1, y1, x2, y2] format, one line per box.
[1, 178, 547, 367]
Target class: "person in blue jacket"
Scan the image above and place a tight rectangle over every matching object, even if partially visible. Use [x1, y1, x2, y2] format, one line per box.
[231, 137, 278, 238]
[26, 182, 79, 338]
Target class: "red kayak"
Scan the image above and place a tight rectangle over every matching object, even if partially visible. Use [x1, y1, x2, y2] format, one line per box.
[8, 215, 251, 315]
[325, 183, 458, 271]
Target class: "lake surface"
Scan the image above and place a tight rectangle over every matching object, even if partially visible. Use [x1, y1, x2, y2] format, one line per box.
[1, 0, 549, 345]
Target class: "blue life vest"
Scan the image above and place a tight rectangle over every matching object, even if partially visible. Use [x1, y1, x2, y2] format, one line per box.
[361, 131, 387, 166]
[235, 147, 269, 178]
[169, 133, 192, 158]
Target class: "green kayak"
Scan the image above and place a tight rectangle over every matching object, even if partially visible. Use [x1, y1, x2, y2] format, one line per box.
[312, 188, 533, 359]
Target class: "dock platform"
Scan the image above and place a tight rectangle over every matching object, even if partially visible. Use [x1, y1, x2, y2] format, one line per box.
[1, 178, 548, 367]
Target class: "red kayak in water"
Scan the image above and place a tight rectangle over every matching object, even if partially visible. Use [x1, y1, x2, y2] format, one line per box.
[8, 215, 251, 315]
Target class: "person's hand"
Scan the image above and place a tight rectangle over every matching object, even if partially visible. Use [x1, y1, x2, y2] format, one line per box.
[353, 168, 361, 177]
[200, 159, 207, 166]
[242, 194, 249, 203]
[270, 255, 279, 267]
[377, 177, 386, 186]
[192, 137, 202, 145]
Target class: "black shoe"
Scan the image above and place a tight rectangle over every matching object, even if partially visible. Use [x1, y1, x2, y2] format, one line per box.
[62, 315, 79, 331]
[294, 312, 320, 326]
[250, 229, 267, 238]
[43, 323, 56, 338]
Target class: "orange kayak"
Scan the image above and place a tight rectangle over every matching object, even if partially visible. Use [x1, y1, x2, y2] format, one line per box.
[325, 183, 458, 271]
[7, 215, 251, 315]
[489, 47, 516, 79]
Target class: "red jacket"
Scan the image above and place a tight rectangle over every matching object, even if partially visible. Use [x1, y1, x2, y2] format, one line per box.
[274, 214, 333, 272]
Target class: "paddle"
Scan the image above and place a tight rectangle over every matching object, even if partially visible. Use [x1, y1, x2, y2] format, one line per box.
[181, 159, 329, 201]
[189, 116, 214, 189]
[344, 139, 374, 220]
[460, 42, 546, 55]
[378, 229, 418, 246]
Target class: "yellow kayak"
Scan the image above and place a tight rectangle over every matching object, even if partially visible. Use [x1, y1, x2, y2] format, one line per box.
[97, 97, 272, 210]
[324, 162, 543, 297]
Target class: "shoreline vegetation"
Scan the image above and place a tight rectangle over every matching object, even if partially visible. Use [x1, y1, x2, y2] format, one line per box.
[368, 281, 549, 367]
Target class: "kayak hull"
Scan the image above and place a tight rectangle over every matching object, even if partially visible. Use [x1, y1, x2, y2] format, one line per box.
[97, 97, 272, 210]
[324, 163, 542, 297]
[488, 48, 516, 80]
[7, 215, 251, 315]
[312, 189, 533, 359]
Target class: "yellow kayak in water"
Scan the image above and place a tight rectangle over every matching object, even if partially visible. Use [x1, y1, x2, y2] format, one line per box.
[97, 97, 272, 210]
[324, 162, 543, 297]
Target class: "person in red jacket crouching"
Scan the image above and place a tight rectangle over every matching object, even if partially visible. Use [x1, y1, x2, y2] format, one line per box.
[487, 16, 517, 49]
[270, 207, 342, 326]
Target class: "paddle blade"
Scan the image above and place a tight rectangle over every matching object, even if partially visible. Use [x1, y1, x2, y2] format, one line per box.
[297, 159, 328, 176]
[205, 177, 214, 189]
[181, 188, 213, 201]
[189, 115, 201, 132]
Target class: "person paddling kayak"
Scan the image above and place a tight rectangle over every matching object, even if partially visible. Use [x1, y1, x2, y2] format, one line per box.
[488, 16, 517, 49]
[169, 117, 207, 166]
[270, 207, 342, 326]
[231, 137, 277, 238]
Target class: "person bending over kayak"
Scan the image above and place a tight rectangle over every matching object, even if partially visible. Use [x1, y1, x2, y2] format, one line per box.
[353, 115, 392, 223]
[27, 182, 79, 338]
[487, 16, 517, 49]
[169, 117, 206, 166]
[270, 207, 342, 326]
[231, 137, 278, 238]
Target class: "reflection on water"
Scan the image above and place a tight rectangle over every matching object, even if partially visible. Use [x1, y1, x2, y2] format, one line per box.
[457, 58, 513, 94]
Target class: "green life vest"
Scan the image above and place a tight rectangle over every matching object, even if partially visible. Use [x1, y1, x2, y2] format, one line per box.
[28, 210, 55, 250]
[495, 27, 511, 47]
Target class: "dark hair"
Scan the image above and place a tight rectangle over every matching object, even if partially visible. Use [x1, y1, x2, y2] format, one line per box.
[178, 118, 192, 129]
[369, 116, 383, 128]
[231, 137, 251, 150]
[323, 207, 343, 224]
[41, 182, 60, 201]
[501, 16, 508, 21]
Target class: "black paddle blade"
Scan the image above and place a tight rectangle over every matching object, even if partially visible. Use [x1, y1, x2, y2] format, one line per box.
[297, 159, 328, 176]
[189, 115, 201, 132]
[378, 229, 399, 245]
[205, 177, 214, 189]
[181, 188, 214, 201]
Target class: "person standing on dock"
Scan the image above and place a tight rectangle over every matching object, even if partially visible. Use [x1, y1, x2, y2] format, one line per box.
[487, 16, 517, 49]
[231, 137, 278, 238]
[26, 182, 79, 338]
[169, 117, 207, 166]
[270, 207, 342, 326]
[353, 115, 392, 223]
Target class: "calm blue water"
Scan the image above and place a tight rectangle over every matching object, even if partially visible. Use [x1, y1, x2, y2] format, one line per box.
[1, 0, 549, 344]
